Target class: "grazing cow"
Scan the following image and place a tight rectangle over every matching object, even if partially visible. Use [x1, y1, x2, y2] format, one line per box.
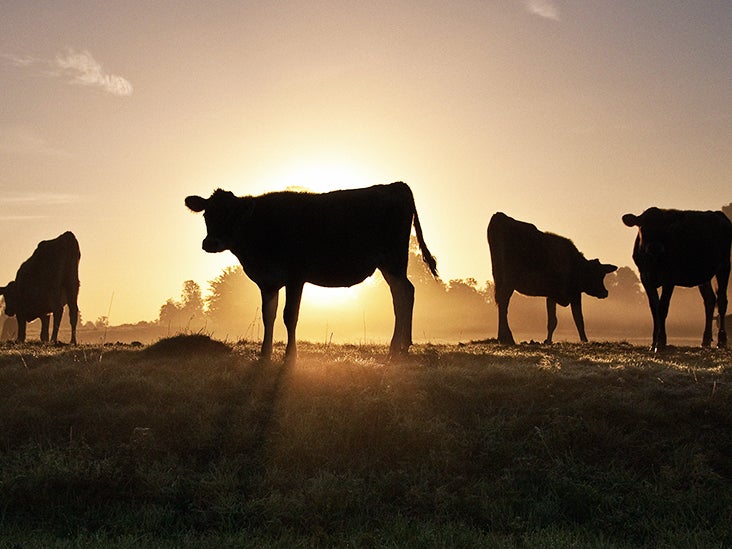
[0, 231, 80, 344]
[622, 208, 731, 351]
[186, 182, 437, 361]
[487, 212, 617, 345]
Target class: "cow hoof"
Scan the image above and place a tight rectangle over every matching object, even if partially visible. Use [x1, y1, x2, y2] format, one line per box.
[543, 339, 553, 345]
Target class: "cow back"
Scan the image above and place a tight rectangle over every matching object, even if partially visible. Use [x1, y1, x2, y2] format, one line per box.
[231, 183, 415, 287]
[489, 213, 600, 305]
[14, 231, 80, 319]
[627, 209, 732, 288]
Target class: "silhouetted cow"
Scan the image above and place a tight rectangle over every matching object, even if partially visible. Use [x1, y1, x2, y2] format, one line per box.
[622, 208, 731, 351]
[186, 182, 437, 361]
[0, 231, 80, 344]
[488, 212, 617, 345]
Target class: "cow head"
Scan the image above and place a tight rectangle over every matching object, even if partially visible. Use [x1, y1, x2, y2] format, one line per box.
[185, 189, 253, 253]
[623, 208, 666, 257]
[582, 259, 617, 298]
[0, 281, 18, 317]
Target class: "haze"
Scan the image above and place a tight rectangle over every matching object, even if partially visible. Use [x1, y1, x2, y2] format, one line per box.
[1, 1, 730, 327]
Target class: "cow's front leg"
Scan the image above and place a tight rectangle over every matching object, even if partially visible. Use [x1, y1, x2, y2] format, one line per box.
[68, 301, 79, 345]
[260, 287, 279, 360]
[570, 296, 587, 342]
[40, 314, 50, 343]
[283, 282, 304, 363]
[495, 285, 515, 345]
[716, 268, 729, 348]
[655, 284, 674, 351]
[16, 318, 27, 343]
[51, 308, 63, 344]
[544, 298, 557, 344]
[641, 278, 660, 351]
[699, 282, 716, 347]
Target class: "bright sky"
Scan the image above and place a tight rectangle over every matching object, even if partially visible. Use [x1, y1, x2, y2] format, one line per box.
[1, 1, 730, 325]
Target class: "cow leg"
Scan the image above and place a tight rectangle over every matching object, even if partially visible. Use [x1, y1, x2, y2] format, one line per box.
[641, 277, 661, 351]
[16, 318, 27, 343]
[570, 296, 588, 342]
[495, 285, 515, 345]
[260, 287, 279, 360]
[51, 308, 63, 344]
[68, 301, 79, 345]
[283, 282, 304, 363]
[40, 314, 50, 343]
[655, 284, 674, 351]
[716, 268, 729, 348]
[382, 271, 415, 358]
[544, 298, 557, 344]
[699, 282, 716, 347]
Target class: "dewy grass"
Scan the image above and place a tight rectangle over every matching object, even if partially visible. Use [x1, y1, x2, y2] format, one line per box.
[0, 340, 730, 546]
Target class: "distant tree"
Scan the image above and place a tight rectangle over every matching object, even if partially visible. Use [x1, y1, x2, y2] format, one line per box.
[722, 202, 731, 222]
[605, 266, 644, 305]
[159, 280, 206, 332]
[206, 266, 261, 334]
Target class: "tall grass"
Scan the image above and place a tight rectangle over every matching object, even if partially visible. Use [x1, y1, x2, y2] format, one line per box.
[0, 339, 730, 547]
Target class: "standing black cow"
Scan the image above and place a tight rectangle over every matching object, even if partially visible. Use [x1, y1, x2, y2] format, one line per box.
[186, 182, 437, 361]
[622, 207, 731, 351]
[0, 231, 80, 344]
[488, 212, 617, 345]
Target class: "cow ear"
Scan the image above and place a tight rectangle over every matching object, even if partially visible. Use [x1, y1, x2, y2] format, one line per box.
[603, 263, 618, 274]
[185, 195, 207, 212]
[622, 214, 639, 227]
[0, 286, 5, 296]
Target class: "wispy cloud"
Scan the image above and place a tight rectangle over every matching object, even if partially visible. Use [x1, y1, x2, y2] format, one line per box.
[525, 0, 560, 21]
[2, 48, 133, 96]
[0, 193, 80, 206]
[55, 48, 133, 96]
[0, 126, 70, 158]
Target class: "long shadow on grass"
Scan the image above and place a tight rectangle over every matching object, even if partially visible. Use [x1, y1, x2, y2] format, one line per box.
[211, 353, 293, 492]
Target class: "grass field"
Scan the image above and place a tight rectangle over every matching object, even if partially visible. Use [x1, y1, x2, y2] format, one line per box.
[0, 336, 730, 547]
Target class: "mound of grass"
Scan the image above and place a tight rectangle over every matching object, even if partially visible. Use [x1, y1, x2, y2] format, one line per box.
[143, 333, 231, 358]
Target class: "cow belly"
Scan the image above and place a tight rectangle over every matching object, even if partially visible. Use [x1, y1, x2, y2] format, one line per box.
[307, 266, 376, 288]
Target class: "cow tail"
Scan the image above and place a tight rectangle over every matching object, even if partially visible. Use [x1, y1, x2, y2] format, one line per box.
[411, 199, 438, 278]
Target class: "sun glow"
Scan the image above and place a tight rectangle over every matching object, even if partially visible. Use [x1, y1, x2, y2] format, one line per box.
[256, 153, 383, 194]
[302, 282, 362, 309]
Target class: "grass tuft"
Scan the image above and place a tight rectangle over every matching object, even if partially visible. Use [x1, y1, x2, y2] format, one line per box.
[143, 333, 231, 358]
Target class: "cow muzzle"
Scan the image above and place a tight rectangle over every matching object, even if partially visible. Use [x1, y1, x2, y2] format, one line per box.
[202, 237, 227, 253]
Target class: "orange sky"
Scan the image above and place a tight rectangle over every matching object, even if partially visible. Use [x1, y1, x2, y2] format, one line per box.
[1, 1, 730, 325]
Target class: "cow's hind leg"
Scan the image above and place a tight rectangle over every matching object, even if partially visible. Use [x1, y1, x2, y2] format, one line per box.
[260, 287, 279, 360]
[382, 271, 415, 359]
[283, 282, 304, 363]
[699, 281, 716, 347]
